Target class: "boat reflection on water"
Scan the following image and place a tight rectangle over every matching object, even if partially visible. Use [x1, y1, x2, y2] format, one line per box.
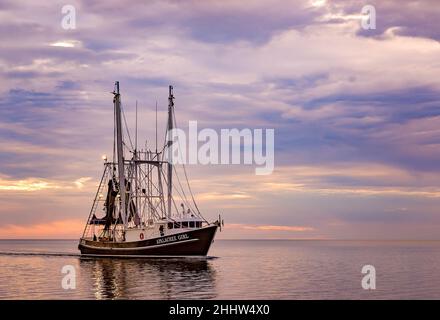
[79, 257, 218, 299]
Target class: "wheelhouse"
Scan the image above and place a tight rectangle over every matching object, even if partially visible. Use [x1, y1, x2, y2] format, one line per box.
[167, 218, 204, 230]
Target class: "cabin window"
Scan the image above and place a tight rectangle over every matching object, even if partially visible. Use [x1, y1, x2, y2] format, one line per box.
[196, 222, 201, 228]
[174, 222, 180, 228]
[168, 222, 173, 229]
[189, 221, 195, 228]
[182, 221, 188, 228]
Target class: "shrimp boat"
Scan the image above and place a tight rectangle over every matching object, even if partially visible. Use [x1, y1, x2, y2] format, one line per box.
[78, 82, 221, 257]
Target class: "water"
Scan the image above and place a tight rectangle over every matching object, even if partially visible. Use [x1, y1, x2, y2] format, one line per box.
[0, 239, 440, 299]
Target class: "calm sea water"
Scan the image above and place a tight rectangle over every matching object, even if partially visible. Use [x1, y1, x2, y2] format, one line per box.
[0, 239, 440, 299]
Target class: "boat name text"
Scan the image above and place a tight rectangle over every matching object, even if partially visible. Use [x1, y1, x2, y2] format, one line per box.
[156, 233, 189, 245]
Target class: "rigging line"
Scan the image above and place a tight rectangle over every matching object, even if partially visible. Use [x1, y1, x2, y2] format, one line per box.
[82, 165, 109, 237]
[172, 110, 204, 218]
[159, 165, 188, 218]
[139, 166, 163, 195]
[159, 145, 166, 161]
[158, 89, 205, 221]
[166, 109, 204, 220]
[161, 104, 172, 161]
[173, 165, 197, 216]
[152, 200, 164, 219]
[138, 160, 164, 193]
[122, 142, 133, 155]
[138, 168, 161, 220]
[159, 165, 181, 207]
[168, 159, 189, 201]
[160, 164, 200, 221]
[156, 164, 167, 218]
[172, 176, 195, 217]
[121, 102, 134, 151]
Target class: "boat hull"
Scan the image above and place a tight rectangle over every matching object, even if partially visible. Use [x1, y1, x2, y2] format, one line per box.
[78, 224, 218, 257]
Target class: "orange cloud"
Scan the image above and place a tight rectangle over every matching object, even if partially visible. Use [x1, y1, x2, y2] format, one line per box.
[228, 223, 315, 232]
[74, 177, 92, 189]
[0, 175, 94, 192]
[0, 177, 61, 191]
[198, 192, 251, 201]
[0, 219, 84, 239]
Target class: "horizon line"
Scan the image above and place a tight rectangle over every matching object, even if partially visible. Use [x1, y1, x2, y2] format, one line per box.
[2, 238, 440, 241]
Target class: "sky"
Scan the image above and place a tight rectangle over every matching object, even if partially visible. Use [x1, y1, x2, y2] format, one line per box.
[0, 0, 440, 239]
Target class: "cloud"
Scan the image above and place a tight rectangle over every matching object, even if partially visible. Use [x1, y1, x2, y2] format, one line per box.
[218, 223, 319, 239]
[0, 219, 83, 239]
[198, 192, 252, 201]
[0, 174, 95, 192]
[189, 163, 440, 200]
[328, 0, 440, 42]
[49, 40, 82, 48]
[0, 177, 61, 191]
[229, 223, 315, 232]
[74, 177, 92, 189]
[1, 0, 440, 239]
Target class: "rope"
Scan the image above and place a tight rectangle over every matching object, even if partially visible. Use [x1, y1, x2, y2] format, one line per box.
[121, 102, 134, 151]
[172, 110, 204, 219]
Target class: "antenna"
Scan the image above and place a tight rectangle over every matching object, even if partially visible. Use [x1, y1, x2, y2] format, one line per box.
[135, 100, 138, 154]
[155, 100, 158, 154]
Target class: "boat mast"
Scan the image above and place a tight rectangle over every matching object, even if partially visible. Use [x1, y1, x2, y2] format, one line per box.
[167, 85, 174, 218]
[113, 81, 127, 226]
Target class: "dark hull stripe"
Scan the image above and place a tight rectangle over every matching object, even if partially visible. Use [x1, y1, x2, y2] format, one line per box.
[78, 224, 218, 256]
[80, 254, 210, 259]
[79, 238, 199, 251]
